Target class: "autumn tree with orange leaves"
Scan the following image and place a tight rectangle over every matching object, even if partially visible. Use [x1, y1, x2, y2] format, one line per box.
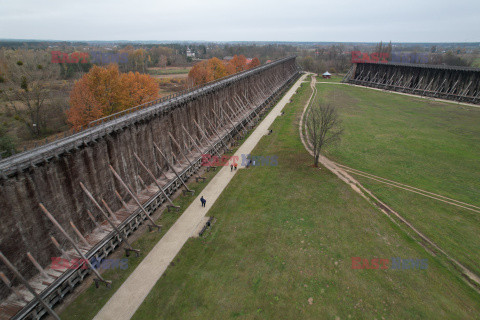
[207, 57, 229, 79]
[188, 55, 260, 86]
[248, 57, 260, 69]
[67, 64, 158, 129]
[229, 55, 248, 73]
[187, 60, 213, 87]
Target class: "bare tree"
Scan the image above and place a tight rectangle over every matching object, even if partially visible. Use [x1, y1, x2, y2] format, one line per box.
[0, 50, 59, 137]
[305, 103, 343, 167]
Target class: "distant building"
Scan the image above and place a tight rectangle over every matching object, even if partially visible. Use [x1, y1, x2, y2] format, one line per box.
[186, 48, 195, 58]
[322, 71, 332, 79]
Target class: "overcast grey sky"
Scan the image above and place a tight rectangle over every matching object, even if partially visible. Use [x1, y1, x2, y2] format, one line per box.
[0, 0, 479, 42]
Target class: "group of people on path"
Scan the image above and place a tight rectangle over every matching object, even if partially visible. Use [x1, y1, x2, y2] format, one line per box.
[201, 161, 239, 208]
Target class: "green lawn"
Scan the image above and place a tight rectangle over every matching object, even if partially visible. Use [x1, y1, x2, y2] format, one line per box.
[148, 68, 191, 76]
[315, 84, 480, 276]
[316, 74, 344, 83]
[130, 82, 480, 319]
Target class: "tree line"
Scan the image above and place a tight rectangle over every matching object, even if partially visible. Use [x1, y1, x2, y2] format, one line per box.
[187, 55, 260, 86]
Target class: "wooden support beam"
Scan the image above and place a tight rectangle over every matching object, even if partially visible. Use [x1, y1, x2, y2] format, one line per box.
[26, 252, 49, 279]
[86, 209, 102, 229]
[39, 204, 111, 288]
[70, 221, 90, 247]
[226, 101, 248, 133]
[108, 165, 162, 231]
[0, 272, 28, 302]
[114, 190, 132, 213]
[137, 174, 147, 190]
[0, 252, 60, 319]
[203, 115, 230, 152]
[193, 119, 222, 156]
[236, 95, 260, 126]
[212, 108, 235, 142]
[50, 236, 70, 260]
[101, 199, 140, 257]
[133, 152, 180, 210]
[168, 133, 205, 183]
[181, 125, 206, 157]
[153, 143, 194, 195]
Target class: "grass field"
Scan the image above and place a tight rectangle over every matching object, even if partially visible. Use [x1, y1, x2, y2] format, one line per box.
[315, 84, 480, 277]
[316, 74, 344, 83]
[127, 81, 480, 319]
[148, 67, 191, 76]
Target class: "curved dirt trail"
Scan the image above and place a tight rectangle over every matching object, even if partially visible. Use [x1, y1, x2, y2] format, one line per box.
[299, 74, 480, 291]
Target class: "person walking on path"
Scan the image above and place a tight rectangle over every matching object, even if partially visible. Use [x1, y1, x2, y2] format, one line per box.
[234, 163, 238, 170]
[230, 164, 233, 172]
[200, 196, 206, 207]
